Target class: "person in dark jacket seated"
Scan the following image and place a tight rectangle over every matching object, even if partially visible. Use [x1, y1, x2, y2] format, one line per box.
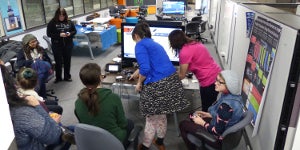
[179, 70, 244, 150]
[16, 34, 52, 99]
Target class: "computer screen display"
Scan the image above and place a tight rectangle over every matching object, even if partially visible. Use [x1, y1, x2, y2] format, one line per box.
[162, 1, 185, 15]
[121, 23, 183, 66]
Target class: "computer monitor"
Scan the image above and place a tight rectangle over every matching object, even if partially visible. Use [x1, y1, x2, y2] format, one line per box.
[162, 1, 185, 15]
[121, 22, 184, 67]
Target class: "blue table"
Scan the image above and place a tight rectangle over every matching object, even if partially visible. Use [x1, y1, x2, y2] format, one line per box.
[75, 25, 117, 51]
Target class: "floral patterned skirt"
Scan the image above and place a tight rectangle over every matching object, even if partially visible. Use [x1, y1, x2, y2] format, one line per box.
[139, 73, 190, 117]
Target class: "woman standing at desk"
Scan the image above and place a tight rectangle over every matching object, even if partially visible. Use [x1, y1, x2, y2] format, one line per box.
[47, 8, 76, 83]
[168, 30, 222, 112]
[132, 22, 189, 150]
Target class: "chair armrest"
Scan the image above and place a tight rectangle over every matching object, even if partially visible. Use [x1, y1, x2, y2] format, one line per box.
[128, 125, 143, 142]
[194, 130, 217, 143]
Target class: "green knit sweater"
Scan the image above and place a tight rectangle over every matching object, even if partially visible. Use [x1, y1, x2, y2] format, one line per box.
[75, 88, 128, 143]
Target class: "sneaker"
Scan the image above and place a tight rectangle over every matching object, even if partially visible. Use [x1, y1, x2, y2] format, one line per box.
[152, 139, 166, 150]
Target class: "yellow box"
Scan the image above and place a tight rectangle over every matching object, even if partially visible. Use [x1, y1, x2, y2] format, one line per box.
[147, 5, 156, 15]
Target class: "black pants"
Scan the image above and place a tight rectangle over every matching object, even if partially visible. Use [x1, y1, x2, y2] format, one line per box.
[44, 100, 63, 114]
[179, 118, 220, 150]
[52, 44, 73, 80]
[200, 83, 219, 112]
[124, 119, 134, 148]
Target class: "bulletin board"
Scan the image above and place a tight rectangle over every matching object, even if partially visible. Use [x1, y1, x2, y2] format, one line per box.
[0, 0, 23, 36]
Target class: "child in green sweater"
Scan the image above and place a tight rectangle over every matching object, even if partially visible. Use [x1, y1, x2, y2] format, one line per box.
[74, 63, 134, 148]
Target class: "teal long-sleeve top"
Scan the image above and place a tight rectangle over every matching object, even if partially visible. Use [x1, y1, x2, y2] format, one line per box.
[135, 38, 176, 84]
[75, 88, 128, 143]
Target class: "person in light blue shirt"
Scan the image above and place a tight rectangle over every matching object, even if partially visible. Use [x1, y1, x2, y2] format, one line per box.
[131, 22, 190, 150]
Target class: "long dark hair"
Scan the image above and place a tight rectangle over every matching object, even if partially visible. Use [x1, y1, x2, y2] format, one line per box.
[168, 30, 196, 53]
[52, 8, 69, 23]
[132, 21, 151, 40]
[23, 42, 44, 60]
[0, 65, 28, 107]
[78, 63, 101, 116]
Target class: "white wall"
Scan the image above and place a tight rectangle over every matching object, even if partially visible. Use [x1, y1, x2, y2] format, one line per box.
[0, 70, 15, 150]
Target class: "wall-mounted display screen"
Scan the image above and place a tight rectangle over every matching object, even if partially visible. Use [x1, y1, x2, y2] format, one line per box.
[162, 1, 185, 15]
[121, 22, 184, 66]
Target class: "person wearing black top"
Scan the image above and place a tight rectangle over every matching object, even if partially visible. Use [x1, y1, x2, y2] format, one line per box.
[47, 8, 76, 83]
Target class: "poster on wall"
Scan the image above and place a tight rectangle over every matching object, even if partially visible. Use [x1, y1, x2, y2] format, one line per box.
[242, 16, 282, 135]
[0, 0, 23, 36]
[246, 12, 255, 38]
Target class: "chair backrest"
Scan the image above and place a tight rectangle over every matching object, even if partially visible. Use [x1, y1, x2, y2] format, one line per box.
[42, 35, 53, 54]
[220, 111, 253, 150]
[73, 34, 91, 46]
[200, 21, 208, 34]
[185, 22, 200, 34]
[191, 16, 202, 23]
[75, 123, 125, 150]
[222, 110, 253, 137]
[42, 35, 55, 65]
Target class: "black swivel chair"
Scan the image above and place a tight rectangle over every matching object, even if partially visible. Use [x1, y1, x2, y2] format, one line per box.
[185, 21, 201, 40]
[42, 35, 59, 101]
[109, 6, 120, 18]
[191, 16, 203, 23]
[187, 111, 253, 150]
[199, 21, 208, 43]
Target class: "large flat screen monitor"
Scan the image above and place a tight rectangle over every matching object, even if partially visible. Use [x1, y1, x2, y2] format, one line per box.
[162, 1, 185, 15]
[121, 22, 184, 67]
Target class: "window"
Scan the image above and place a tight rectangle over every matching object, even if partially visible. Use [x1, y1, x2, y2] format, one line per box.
[43, 0, 59, 23]
[21, 0, 45, 28]
[107, 0, 114, 7]
[83, 0, 94, 13]
[101, 0, 107, 9]
[60, 0, 74, 17]
[73, 0, 84, 15]
[93, 0, 101, 10]
[20, 0, 113, 30]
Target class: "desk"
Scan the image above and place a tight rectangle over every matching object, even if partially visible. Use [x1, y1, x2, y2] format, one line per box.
[75, 25, 117, 50]
[102, 71, 199, 136]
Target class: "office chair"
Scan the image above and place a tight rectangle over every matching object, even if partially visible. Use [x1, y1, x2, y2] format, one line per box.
[185, 21, 201, 40]
[42, 35, 55, 64]
[109, 6, 120, 17]
[199, 21, 208, 43]
[42, 35, 59, 101]
[191, 16, 203, 23]
[197, 6, 206, 16]
[187, 111, 253, 150]
[75, 123, 142, 150]
[73, 34, 94, 60]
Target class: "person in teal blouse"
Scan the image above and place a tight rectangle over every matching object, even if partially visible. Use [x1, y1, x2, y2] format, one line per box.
[74, 63, 133, 148]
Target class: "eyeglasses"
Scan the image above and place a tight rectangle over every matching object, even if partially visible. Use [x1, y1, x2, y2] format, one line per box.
[215, 78, 226, 85]
[29, 39, 38, 45]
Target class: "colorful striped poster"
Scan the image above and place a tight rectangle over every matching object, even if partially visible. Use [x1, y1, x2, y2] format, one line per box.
[242, 16, 282, 129]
